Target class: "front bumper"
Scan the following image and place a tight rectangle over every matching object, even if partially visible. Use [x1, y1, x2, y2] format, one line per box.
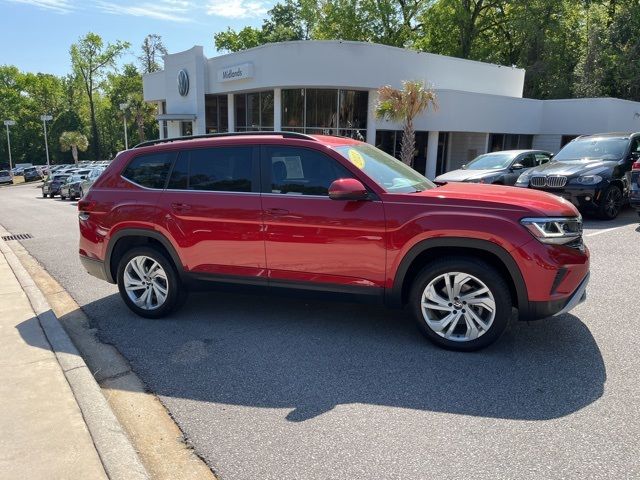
[524, 184, 603, 210]
[525, 272, 589, 320]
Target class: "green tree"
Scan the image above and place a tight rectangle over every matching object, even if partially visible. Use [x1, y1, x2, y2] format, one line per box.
[214, 0, 314, 52]
[139, 34, 168, 73]
[59, 131, 89, 164]
[375, 81, 438, 167]
[70, 32, 129, 159]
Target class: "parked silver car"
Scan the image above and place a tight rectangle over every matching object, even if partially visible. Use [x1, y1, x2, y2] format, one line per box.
[0, 170, 12, 185]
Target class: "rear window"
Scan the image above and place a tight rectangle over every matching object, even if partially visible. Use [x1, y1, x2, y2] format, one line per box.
[167, 147, 253, 192]
[122, 152, 175, 189]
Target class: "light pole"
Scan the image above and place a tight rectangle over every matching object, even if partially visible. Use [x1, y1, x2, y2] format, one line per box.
[4, 120, 15, 172]
[41, 114, 53, 171]
[120, 103, 129, 149]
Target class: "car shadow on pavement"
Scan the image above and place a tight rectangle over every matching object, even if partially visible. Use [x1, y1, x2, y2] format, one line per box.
[20, 290, 606, 423]
[582, 206, 638, 230]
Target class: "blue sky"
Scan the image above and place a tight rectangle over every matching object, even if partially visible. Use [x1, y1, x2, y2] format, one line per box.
[0, 0, 274, 75]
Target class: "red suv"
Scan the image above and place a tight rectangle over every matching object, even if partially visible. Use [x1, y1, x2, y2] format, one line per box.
[78, 132, 589, 350]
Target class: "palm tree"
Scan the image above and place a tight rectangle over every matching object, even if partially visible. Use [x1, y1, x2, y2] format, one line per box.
[59, 131, 89, 164]
[375, 81, 438, 167]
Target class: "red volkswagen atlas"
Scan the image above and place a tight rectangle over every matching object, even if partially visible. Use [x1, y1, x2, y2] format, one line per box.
[78, 132, 589, 351]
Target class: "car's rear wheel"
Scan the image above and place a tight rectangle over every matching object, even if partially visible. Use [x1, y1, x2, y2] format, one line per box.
[42, 191, 48, 198]
[410, 257, 511, 351]
[60, 193, 66, 200]
[116, 246, 185, 318]
[597, 184, 623, 220]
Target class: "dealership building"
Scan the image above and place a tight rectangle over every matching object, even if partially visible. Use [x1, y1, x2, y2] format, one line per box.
[143, 41, 640, 178]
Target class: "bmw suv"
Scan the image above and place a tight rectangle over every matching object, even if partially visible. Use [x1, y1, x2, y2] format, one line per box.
[78, 132, 590, 351]
[515, 132, 640, 219]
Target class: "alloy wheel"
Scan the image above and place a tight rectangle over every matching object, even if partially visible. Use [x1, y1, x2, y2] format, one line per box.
[420, 272, 496, 342]
[124, 255, 169, 310]
[604, 188, 622, 218]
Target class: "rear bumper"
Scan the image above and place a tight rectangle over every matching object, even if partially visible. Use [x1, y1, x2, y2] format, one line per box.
[79, 255, 110, 283]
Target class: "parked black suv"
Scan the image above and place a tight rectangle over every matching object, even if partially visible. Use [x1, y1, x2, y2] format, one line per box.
[515, 132, 640, 219]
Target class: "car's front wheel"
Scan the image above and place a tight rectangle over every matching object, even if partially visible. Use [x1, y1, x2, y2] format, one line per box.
[597, 184, 623, 220]
[116, 246, 185, 318]
[410, 257, 511, 351]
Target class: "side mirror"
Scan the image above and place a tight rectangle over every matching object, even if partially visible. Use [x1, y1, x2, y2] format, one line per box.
[461, 164, 467, 169]
[511, 163, 525, 170]
[328, 178, 369, 201]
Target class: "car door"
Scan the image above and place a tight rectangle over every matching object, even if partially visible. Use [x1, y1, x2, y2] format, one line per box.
[158, 145, 265, 278]
[260, 144, 386, 293]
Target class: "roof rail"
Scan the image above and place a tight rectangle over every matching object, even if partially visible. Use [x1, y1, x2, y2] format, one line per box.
[133, 131, 319, 149]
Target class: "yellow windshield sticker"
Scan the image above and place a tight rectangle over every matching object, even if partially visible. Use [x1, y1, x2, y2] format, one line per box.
[348, 149, 366, 169]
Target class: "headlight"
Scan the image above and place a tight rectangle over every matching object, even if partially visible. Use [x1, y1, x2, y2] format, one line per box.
[520, 217, 582, 245]
[515, 174, 530, 185]
[570, 175, 603, 185]
[467, 176, 496, 184]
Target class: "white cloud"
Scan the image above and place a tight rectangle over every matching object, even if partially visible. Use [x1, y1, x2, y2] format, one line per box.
[6, 0, 74, 13]
[96, 0, 194, 22]
[206, 0, 271, 19]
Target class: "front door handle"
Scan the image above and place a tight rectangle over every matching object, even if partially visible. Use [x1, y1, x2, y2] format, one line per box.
[265, 208, 290, 216]
[171, 202, 191, 212]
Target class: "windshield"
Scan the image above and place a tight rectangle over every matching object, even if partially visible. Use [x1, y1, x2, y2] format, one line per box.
[0, 170, 9, 176]
[334, 144, 435, 193]
[465, 152, 517, 170]
[554, 137, 628, 161]
[68, 175, 82, 182]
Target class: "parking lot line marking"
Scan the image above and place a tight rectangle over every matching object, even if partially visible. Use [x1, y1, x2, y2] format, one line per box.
[585, 226, 626, 237]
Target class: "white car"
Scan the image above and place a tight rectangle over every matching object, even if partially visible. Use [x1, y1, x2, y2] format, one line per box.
[0, 170, 12, 185]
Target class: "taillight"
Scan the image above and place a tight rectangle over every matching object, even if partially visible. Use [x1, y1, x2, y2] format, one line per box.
[632, 161, 640, 171]
[78, 199, 96, 221]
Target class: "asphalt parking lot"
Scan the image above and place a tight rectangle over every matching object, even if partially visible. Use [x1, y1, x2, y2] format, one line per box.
[1, 181, 639, 480]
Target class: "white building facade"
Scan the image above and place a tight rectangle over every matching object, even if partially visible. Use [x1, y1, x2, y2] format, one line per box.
[143, 41, 640, 178]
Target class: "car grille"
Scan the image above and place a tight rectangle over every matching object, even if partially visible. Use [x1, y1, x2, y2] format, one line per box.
[530, 176, 567, 188]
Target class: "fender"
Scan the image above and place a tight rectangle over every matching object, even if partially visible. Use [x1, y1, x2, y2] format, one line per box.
[104, 228, 185, 283]
[387, 237, 529, 314]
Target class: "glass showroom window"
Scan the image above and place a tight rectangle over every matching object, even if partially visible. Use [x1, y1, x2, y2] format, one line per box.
[281, 88, 367, 139]
[205, 95, 228, 133]
[489, 133, 533, 151]
[235, 91, 274, 131]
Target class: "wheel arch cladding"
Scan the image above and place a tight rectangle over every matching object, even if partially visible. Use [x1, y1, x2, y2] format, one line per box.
[107, 229, 184, 283]
[389, 238, 528, 312]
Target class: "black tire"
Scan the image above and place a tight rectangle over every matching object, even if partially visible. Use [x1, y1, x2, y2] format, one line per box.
[42, 191, 48, 198]
[116, 246, 186, 319]
[597, 184, 623, 220]
[60, 194, 66, 200]
[409, 257, 512, 351]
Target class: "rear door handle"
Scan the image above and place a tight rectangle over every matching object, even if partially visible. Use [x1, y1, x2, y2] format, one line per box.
[171, 202, 191, 212]
[265, 208, 289, 216]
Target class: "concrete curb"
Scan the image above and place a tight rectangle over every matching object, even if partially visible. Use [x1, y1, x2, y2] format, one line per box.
[0, 237, 149, 480]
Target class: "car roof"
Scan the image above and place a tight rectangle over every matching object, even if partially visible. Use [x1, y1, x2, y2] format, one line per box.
[132, 132, 362, 154]
[576, 132, 640, 139]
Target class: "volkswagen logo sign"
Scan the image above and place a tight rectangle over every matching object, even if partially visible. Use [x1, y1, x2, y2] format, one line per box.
[177, 69, 189, 97]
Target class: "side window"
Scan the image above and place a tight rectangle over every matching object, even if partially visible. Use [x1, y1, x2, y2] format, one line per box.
[122, 152, 174, 189]
[535, 153, 551, 166]
[518, 154, 536, 168]
[167, 147, 253, 192]
[266, 146, 353, 196]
